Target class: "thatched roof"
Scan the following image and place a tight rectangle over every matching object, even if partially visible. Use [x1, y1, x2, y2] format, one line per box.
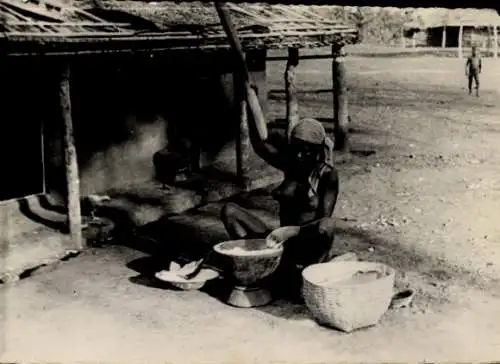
[82, 0, 500, 12]
[1, 0, 358, 56]
[80, 1, 352, 29]
[405, 8, 500, 29]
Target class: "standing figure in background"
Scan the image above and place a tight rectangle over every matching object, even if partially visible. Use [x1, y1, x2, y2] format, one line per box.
[466, 45, 482, 97]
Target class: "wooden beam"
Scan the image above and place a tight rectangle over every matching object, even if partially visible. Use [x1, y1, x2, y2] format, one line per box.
[297, 5, 332, 23]
[269, 19, 347, 26]
[6, 21, 132, 27]
[225, 3, 270, 24]
[6, 30, 137, 38]
[4, 28, 357, 42]
[0, 3, 34, 22]
[2, 0, 65, 22]
[274, 5, 312, 21]
[332, 44, 349, 152]
[442, 26, 446, 48]
[215, 1, 268, 141]
[285, 47, 300, 138]
[458, 24, 463, 59]
[234, 70, 250, 185]
[59, 63, 84, 250]
[73, 8, 119, 24]
[244, 4, 281, 21]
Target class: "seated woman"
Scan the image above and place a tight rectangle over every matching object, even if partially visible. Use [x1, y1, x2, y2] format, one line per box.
[221, 109, 340, 298]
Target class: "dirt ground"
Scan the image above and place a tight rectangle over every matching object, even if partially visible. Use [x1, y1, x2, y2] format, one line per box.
[1, 52, 500, 362]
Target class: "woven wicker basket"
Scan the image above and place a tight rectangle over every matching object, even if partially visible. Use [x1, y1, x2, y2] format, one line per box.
[302, 261, 395, 333]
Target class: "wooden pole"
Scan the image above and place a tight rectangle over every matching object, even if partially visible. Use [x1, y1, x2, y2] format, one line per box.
[0, 204, 13, 284]
[489, 26, 493, 57]
[494, 25, 498, 59]
[458, 25, 463, 59]
[412, 33, 416, 49]
[59, 63, 84, 250]
[332, 44, 349, 152]
[401, 28, 406, 48]
[214, 2, 268, 141]
[234, 68, 250, 185]
[285, 47, 300, 139]
[442, 26, 447, 48]
[487, 26, 491, 57]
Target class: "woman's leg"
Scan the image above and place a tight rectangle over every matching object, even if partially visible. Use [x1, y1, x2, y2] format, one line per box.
[220, 202, 274, 240]
[271, 217, 336, 301]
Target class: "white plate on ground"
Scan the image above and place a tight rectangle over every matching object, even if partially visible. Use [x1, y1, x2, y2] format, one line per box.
[155, 268, 219, 284]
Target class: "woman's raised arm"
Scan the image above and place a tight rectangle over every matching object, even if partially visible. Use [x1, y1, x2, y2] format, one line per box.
[245, 85, 287, 171]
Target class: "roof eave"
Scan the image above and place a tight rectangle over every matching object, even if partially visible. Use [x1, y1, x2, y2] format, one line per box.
[1, 29, 358, 57]
[167, 0, 499, 11]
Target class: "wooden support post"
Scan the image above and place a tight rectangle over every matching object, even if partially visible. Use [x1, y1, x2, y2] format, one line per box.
[215, 2, 268, 141]
[0, 206, 12, 284]
[59, 63, 84, 250]
[488, 26, 493, 57]
[401, 29, 406, 48]
[332, 44, 349, 152]
[458, 25, 463, 59]
[234, 69, 250, 185]
[442, 26, 447, 48]
[285, 47, 300, 139]
[232, 48, 267, 185]
[494, 25, 498, 59]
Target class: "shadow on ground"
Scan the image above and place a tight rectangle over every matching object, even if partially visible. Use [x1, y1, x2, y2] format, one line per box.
[126, 256, 187, 292]
[37, 194, 67, 214]
[17, 196, 68, 233]
[268, 77, 499, 112]
[117, 188, 500, 324]
[268, 89, 333, 99]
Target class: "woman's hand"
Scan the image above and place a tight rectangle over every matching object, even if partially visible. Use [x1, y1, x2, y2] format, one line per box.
[266, 226, 300, 247]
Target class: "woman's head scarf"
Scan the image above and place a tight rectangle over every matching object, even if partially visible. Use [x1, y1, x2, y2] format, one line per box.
[290, 118, 334, 166]
[289, 118, 334, 196]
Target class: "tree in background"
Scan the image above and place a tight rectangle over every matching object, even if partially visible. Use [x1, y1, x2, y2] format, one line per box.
[322, 6, 416, 45]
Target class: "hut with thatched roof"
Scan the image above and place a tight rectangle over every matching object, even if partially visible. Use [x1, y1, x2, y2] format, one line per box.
[404, 8, 500, 57]
[0, 0, 357, 279]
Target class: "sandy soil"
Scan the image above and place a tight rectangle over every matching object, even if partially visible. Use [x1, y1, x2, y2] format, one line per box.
[1, 52, 500, 362]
